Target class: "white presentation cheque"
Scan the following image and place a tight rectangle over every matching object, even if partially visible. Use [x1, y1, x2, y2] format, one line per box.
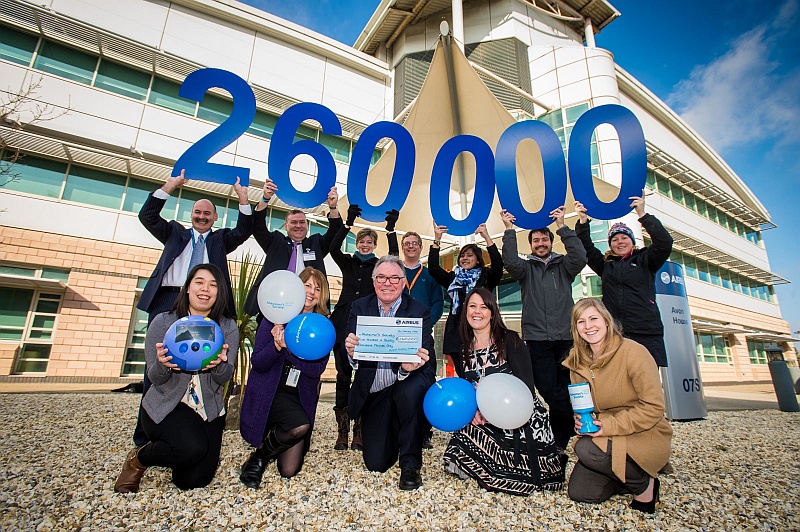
[353, 316, 422, 363]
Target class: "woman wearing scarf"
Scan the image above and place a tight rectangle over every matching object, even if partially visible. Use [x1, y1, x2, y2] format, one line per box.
[327, 205, 399, 451]
[428, 222, 504, 373]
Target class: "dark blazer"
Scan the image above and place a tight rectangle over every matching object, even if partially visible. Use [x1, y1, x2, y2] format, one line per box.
[328, 226, 399, 344]
[243, 208, 343, 316]
[346, 294, 436, 420]
[137, 192, 253, 316]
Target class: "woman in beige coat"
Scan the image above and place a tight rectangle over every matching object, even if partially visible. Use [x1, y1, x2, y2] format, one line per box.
[562, 298, 672, 514]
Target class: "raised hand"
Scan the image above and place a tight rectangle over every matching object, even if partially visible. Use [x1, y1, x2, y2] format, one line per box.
[574, 201, 588, 223]
[346, 204, 362, 227]
[385, 209, 399, 232]
[500, 209, 515, 229]
[549, 205, 566, 228]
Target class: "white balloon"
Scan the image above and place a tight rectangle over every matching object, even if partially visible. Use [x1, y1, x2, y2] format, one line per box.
[475, 373, 534, 429]
[257, 270, 306, 324]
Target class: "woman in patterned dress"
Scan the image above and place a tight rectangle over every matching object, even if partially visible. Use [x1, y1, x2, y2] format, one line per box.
[443, 288, 565, 495]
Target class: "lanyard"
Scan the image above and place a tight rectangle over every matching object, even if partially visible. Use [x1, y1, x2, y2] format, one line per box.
[405, 267, 423, 292]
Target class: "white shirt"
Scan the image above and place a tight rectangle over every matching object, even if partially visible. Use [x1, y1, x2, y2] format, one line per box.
[155, 188, 252, 287]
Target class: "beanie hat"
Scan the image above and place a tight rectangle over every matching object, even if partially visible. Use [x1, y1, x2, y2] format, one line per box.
[607, 222, 635, 245]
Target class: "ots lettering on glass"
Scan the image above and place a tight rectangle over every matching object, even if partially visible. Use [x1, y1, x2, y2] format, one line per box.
[172, 68, 647, 233]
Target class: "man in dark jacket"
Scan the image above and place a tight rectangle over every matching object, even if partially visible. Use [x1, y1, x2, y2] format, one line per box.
[342, 255, 435, 491]
[243, 179, 342, 317]
[501, 206, 587, 451]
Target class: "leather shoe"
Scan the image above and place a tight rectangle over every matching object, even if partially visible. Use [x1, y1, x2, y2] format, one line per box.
[114, 444, 149, 493]
[239, 452, 268, 489]
[630, 477, 660, 514]
[399, 467, 422, 490]
[422, 435, 434, 450]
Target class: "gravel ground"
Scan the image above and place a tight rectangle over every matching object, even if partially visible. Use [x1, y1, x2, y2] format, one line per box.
[0, 393, 798, 531]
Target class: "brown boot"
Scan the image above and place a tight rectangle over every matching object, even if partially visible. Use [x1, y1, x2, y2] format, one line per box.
[114, 443, 149, 493]
[334, 407, 349, 451]
[351, 417, 363, 451]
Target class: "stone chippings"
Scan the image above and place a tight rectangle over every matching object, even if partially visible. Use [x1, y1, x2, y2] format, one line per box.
[0, 394, 798, 532]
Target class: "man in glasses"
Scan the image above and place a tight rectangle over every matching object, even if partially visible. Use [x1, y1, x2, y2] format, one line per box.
[343, 255, 435, 490]
[399, 231, 443, 450]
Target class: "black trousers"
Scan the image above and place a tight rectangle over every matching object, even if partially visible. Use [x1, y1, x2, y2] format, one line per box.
[360, 371, 432, 473]
[140, 403, 226, 490]
[133, 287, 181, 446]
[333, 341, 353, 410]
[526, 340, 575, 449]
[568, 437, 650, 503]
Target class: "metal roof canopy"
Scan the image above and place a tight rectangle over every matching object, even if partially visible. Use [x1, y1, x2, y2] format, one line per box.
[664, 225, 789, 286]
[355, 0, 620, 55]
[646, 142, 774, 231]
[745, 332, 799, 343]
[0, 274, 67, 291]
[0, 126, 333, 218]
[0, 0, 370, 139]
[690, 319, 747, 335]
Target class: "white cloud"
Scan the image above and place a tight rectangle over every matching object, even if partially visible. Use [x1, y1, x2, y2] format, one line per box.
[666, 0, 800, 154]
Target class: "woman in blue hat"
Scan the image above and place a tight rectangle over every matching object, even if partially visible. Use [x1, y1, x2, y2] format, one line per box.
[574, 192, 673, 367]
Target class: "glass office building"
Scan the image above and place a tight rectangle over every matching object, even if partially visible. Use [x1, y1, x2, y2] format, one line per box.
[0, 0, 794, 386]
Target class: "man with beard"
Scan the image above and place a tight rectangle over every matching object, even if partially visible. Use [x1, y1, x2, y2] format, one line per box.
[134, 168, 254, 445]
[500, 206, 587, 454]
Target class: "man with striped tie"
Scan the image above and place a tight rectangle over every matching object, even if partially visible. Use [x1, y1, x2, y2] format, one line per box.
[133, 169, 254, 445]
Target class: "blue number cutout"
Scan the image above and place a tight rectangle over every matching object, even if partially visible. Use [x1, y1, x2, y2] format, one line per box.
[568, 104, 647, 219]
[268, 102, 342, 209]
[347, 121, 415, 222]
[495, 120, 568, 229]
[172, 68, 256, 186]
[429, 135, 496, 236]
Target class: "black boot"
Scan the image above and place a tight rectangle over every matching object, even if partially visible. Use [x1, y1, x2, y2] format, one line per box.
[239, 428, 293, 489]
[239, 450, 268, 489]
[334, 407, 349, 451]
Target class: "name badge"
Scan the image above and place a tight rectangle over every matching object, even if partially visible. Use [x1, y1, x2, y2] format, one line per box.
[302, 250, 316, 261]
[286, 367, 300, 387]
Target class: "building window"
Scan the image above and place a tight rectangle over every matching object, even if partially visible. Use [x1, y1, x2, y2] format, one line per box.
[695, 332, 730, 363]
[586, 275, 603, 298]
[496, 282, 522, 312]
[33, 40, 97, 85]
[747, 339, 777, 365]
[62, 165, 126, 209]
[122, 279, 149, 376]
[0, 290, 62, 374]
[94, 59, 150, 101]
[197, 94, 234, 125]
[148, 77, 197, 115]
[0, 25, 38, 66]
[645, 169, 760, 245]
[0, 154, 66, 198]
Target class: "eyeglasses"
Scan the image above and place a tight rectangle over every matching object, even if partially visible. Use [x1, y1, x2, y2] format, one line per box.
[374, 275, 404, 285]
[402, 242, 421, 248]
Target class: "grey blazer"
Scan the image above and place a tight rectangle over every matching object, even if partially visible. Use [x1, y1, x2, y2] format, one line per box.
[142, 312, 238, 424]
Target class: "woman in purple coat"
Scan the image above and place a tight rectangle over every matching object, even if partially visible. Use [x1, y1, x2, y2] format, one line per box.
[239, 267, 331, 488]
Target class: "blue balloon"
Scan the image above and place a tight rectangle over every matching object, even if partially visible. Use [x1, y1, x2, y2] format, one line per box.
[423, 377, 478, 432]
[163, 315, 225, 372]
[284, 313, 336, 361]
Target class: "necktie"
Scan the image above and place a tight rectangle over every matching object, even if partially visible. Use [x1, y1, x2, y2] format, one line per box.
[188, 233, 205, 274]
[287, 241, 300, 274]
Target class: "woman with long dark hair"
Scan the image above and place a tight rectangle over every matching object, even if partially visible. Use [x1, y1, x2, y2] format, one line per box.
[443, 288, 565, 495]
[114, 263, 237, 492]
[563, 298, 672, 513]
[428, 223, 504, 370]
[239, 267, 332, 488]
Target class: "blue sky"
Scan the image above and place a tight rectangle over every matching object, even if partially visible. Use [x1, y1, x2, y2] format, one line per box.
[241, 0, 800, 334]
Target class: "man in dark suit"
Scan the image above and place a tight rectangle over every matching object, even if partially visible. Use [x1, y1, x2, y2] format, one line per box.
[343, 255, 436, 490]
[133, 169, 253, 445]
[243, 179, 342, 317]
[137, 169, 253, 322]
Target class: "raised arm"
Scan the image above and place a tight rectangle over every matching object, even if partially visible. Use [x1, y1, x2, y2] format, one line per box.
[138, 171, 187, 244]
[500, 210, 527, 281]
[574, 201, 605, 276]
